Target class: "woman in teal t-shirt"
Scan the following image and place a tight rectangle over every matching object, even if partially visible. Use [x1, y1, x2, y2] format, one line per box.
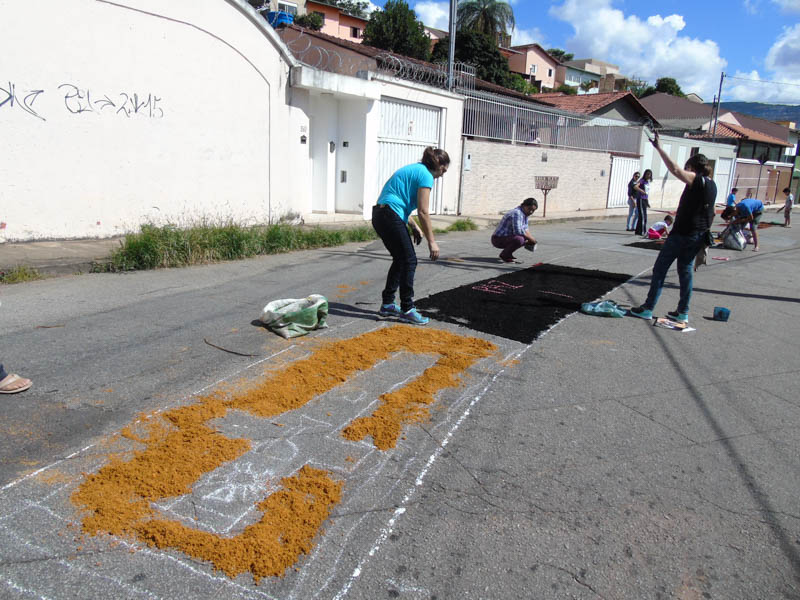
[372, 147, 450, 325]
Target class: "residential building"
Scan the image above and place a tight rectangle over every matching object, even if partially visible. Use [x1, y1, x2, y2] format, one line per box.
[507, 43, 558, 90]
[555, 58, 630, 94]
[641, 92, 793, 202]
[304, 0, 367, 42]
[533, 91, 658, 125]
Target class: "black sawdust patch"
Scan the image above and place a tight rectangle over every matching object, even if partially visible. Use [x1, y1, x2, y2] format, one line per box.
[415, 263, 631, 344]
[626, 240, 665, 251]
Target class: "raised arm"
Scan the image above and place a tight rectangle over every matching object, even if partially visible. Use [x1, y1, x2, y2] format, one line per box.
[649, 131, 696, 186]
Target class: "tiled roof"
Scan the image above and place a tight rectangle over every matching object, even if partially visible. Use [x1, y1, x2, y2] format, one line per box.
[639, 92, 713, 119]
[640, 92, 790, 142]
[688, 121, 793, 147]
[534, 91, 658, 123]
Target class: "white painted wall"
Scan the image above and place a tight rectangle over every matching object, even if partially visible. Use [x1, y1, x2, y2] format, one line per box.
[637, 133, 737, 209]
[1, 0, 296, 241]
[368, 77, 464, 216]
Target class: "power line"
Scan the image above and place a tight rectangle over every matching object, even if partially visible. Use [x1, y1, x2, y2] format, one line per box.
[725, 74, 800, 88]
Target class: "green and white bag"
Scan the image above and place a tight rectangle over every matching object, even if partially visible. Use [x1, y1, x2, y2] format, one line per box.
[260, 295, 329, 338]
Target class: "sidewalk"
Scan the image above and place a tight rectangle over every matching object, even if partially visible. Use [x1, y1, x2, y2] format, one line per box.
[0, 207, 633, 277]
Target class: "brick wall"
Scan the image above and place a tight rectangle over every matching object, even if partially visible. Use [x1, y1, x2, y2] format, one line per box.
[460, 139, 614, 215]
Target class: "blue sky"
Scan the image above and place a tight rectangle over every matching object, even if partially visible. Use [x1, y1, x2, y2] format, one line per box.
[367, 0, 800, 104]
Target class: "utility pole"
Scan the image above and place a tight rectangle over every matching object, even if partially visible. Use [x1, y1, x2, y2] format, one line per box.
[711, 72, 724, 142]
[447, 0, 457, 90]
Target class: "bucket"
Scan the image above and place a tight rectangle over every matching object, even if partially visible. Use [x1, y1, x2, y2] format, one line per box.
[713, 307, 730, 322]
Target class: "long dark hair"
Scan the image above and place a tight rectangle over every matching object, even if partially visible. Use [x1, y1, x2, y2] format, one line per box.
[685, 154, 711, 177]
[421, 147, 450, 172]
[642, 169, 653, 181]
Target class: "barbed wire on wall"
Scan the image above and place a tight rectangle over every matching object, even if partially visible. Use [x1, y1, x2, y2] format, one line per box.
[280, 27, 476, 92]
[374, 53, 476, 91]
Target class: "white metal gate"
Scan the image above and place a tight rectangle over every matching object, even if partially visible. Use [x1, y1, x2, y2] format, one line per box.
[714, 157, 733, 199]
[607, 155, 640, 208]
[376, 98, 443, 213]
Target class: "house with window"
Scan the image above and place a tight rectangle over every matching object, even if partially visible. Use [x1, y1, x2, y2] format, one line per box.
[506, 43, 558, 91]
[640, 92, 794, 203]
[304, 0, 367, 42]
[555, 58, 630, 94]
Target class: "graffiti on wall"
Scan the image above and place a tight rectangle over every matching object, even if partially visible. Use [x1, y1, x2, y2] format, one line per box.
[1, 81, 164, 121]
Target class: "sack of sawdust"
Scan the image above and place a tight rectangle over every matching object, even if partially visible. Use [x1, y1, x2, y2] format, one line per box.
[260, 295, 329, 338]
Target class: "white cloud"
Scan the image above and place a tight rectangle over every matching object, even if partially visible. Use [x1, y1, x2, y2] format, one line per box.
[511, 27, 546, 47]
[413, 1, 450, 30]
[549, 0, 726, 99]
[772, 0, 800, 12]
[743, 0, 762, 14]
[365, 1, 381, 14]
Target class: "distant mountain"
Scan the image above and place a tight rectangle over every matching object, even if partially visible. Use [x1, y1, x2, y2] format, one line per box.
[705, 102, 800, 125]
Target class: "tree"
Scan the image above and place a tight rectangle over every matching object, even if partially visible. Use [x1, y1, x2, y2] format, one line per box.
[431, 31, 511, 86]
[579, 80, 596, 92]
[362, 0, 431, 62]
[654, 77, 684, 97]
[330, 0, 370, 19]
[294, 12, 323, 30]
[546, 48, 573, 63]
[456, 0, 515, 38]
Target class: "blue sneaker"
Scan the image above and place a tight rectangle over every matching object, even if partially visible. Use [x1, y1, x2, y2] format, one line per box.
[378, 303, 402, 317]
[667, 310, 689, 323]
[629, 305, 653, 320]
[399, 308, 429, 325]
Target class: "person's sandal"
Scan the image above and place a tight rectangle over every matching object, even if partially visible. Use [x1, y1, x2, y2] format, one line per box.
[0, 374, 33, 394]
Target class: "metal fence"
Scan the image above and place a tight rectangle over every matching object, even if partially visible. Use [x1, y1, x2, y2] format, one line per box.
[461, 89, 642, 154]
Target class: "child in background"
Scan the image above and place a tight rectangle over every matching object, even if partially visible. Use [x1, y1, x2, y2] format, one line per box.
[777, 187, 793, 227]
[646, 215, 674, 240]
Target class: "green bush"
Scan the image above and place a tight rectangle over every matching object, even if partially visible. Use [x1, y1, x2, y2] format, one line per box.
[106, 222, 378, 271]
[0, 265, 44, 284]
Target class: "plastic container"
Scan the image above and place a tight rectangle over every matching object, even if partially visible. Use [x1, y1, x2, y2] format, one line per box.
[267, 11, 294, 27]
[713, 307, 730, 322]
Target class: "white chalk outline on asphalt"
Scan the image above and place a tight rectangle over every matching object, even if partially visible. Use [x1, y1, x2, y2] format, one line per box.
[0, 346, 298, 493]
[330, 267, 650, 599]
[331, 348, 524, 600]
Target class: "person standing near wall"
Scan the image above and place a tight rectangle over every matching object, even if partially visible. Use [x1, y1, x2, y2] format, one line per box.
[634, 169, 653, 236]
[626, 172, 640, 231]
[629, 132, 716, 324]
[777, 187, 793, 227]
[371, 147, 449, 325]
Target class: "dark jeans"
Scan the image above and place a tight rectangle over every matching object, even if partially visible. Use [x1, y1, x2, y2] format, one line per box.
[635, 198, 648, 235]
[372, 205, 417, 312]
[491, 234, 525, 260]
[642, 231, 705, 314]
[0, 364, 6, 380]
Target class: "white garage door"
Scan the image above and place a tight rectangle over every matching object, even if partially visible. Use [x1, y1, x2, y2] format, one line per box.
[376, 98, 443, 213]
[607, 155, 640, 208]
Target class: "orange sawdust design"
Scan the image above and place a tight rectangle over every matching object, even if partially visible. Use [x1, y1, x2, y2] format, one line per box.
[71, 325, 494, 580]
[340, 327, 496, 450]
[136, 466, 341, 583]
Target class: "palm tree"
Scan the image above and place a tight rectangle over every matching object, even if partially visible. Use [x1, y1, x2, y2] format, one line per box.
[456, 0, 515, 38]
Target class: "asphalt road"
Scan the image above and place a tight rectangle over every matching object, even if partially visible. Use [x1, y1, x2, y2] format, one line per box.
[1, 218, 799, 599]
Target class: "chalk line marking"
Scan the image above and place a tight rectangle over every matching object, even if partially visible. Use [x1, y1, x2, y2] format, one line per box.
[0, 345, 298, 493]
[3, 578, 53, 600]
[329, 271, 649, 598]
[331, 348, 524, 600]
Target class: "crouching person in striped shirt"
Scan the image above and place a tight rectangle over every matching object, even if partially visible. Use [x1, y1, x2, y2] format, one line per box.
[491, 197, 538, 263]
